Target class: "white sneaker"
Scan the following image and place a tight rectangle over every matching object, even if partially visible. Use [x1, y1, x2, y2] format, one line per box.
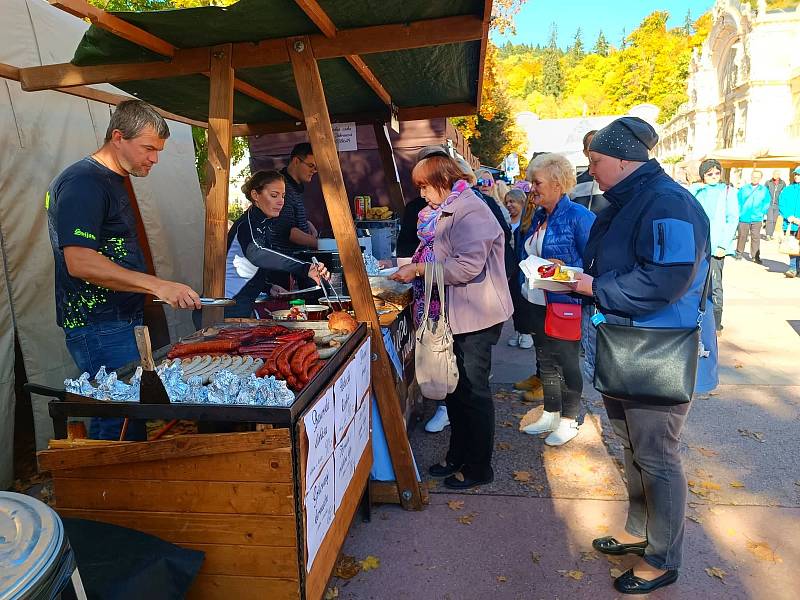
[425, 405, 450, 433]
[522, 410, 560, 435]
[545, 418, 579, 446]
[507, 332, 520, 347]
[518, 334, 534, 349]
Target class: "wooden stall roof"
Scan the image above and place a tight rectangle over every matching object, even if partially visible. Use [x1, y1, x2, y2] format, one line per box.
[19, 0, 493, 128]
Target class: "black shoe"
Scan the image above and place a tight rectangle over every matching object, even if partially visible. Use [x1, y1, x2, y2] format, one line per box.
[754, 253, 762, 265]
[734, 253, 743, 260]
[443, 471, 493, 490]
[613, 568, 679, 594]
[592, 536, 647, 556]
[428, 461, 462, 478]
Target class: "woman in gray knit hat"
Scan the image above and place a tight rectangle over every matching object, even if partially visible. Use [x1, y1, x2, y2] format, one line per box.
[571, 117, 718, 595]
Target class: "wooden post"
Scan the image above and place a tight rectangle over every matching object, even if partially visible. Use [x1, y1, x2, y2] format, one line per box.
[372, 122, 406, 217]
[202, 44, 234, 326]
[288, 36, 423, 510]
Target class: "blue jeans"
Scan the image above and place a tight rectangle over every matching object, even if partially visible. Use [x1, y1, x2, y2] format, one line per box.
[790, 255, 800, 272]
[64, 316, 146, 440]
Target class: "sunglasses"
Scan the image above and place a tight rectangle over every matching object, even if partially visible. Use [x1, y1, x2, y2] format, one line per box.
[477, 177, 494, 187]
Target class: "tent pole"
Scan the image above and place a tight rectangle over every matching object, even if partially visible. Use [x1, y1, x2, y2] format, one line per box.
[202, 44, 234, 326]
[372, 122, 406, 218]
[288, 36, 423, 510]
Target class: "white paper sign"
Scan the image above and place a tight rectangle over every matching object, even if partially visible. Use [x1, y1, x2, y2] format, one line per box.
[354, 398, 370, 460]
[303, 386, 335, 492]
[334, 423, 355, 510]
[334, 360, 357, 442]
[305, 457, 335, 572]
[332, 122, 357, 151]
[356, 337, 371, 406]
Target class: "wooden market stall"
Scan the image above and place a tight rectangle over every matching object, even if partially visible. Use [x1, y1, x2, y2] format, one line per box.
[6, 0, 494, 597]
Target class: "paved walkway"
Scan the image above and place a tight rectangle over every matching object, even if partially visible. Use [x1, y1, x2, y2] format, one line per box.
[333, 237, 800, 600]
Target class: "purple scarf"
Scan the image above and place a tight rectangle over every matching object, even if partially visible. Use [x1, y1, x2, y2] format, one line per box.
[411, 180, 470, 326]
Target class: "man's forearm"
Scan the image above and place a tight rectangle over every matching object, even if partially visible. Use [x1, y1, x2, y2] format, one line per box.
[66, 248, 161, 294]
[289, 227, 318, 248]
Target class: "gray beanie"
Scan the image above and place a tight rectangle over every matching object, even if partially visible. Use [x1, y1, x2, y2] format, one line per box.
[588, 117, 658, 162]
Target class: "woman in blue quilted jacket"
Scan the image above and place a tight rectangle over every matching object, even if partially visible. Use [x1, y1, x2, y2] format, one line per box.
[517, 153, 595, 446]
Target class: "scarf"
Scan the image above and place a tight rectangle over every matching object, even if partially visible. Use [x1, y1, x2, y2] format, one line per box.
[410, 179, 469, 326]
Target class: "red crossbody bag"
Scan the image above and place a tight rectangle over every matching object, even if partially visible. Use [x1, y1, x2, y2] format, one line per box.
[544, 303, 582, 341]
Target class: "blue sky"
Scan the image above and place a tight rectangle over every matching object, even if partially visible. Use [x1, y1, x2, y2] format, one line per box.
[492, 0, 716, 49]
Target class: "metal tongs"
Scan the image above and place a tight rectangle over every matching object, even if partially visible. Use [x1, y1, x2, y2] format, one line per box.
[312, 257, 345, 311]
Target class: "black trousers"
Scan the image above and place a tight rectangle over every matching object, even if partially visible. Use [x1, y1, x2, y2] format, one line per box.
[445, 322, 503, 479]
[529, 303, 583, 418]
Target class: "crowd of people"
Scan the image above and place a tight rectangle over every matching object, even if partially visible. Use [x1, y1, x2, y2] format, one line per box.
[391, 116, 747, 594]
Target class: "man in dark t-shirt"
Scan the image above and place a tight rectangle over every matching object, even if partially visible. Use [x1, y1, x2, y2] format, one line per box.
[47, 100, 200, 439]
[272, 142, 319, 253]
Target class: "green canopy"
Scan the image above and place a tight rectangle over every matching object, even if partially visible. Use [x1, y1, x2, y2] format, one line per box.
[69, 0, 485, 124]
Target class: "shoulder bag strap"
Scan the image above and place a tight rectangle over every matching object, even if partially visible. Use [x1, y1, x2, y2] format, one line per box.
[434, 262, 448, 325]
[697, 258, 713, 319]
[421, 262, 434, 323]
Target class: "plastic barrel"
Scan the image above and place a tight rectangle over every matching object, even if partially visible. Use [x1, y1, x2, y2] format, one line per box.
[0, 492, 76, 600]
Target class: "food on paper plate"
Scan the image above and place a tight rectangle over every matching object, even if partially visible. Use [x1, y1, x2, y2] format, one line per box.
[537, 263, 575, 282]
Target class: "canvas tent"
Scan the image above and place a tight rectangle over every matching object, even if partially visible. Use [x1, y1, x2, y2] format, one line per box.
[0, 0, 205, 489]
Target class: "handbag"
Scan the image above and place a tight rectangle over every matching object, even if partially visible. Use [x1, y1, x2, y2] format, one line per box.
[544, 302, 582, 341]
[414, 262, 459, 400]
[778, 227, 800, 255]
[593, 267, 712, 405]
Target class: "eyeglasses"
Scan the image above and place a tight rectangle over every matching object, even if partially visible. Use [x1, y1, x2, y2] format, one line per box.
[298, 157, 317, 172]
[477, 177, 494, 187]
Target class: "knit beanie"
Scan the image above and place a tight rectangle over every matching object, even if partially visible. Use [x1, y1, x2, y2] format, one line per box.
[588, 117, 658, 162]
[699, 159, 722, 179]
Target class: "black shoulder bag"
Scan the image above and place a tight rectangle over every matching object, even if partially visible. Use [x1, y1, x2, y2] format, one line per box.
[593, 266, 712, 405]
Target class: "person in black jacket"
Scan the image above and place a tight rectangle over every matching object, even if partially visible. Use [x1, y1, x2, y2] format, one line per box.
[571, 130, 610, 214]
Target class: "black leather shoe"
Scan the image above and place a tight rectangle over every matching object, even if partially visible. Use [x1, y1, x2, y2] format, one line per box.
[443, 471, 493, 490]
[613, 568, 679, 594]
[428, 461, 461, 478]
[592, 536, 647, 556]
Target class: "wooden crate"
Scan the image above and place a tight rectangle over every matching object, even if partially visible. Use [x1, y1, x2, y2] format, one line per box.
[39, 430, 303, 599]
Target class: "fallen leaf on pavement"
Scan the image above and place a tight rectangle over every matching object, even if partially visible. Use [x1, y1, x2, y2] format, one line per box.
[447, 500, 465, 511]
[610, 568, 624, 578]
[747, 540, 783, 563]
[730, 481, 745, 488]
[458, 513, 476, 525]
[687, 514, 704, 524]
[531, 552, 541, 564]
[333, 555, 361, 580]
[359, 555, 380, 572]
[324, 587, 339, 599]
[565, 570, 584, 581]
[692, 446, 719, 457]
[513, 471, 532, 482]
[427, 479, 439, 490]
[605, 555, 624, 566]
[580, 551, 598, 562]
[794, 480, 800, 487]
[497, 576, 508, 583]
[734, 361, 744, 369]
[501, 421, 515, 428]
[496, 442, 512, 451]
[688, 479, 721, 498]
[705, 567, 727, 581]
[737, 428, 765, 443]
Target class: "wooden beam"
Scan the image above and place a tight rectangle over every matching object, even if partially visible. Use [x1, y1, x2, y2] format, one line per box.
[3, 61, 206, 128]
[294, 0, 337, 37]
[233, 15, 483, 69]
[476, 0, 494, 113]
[288, 36, 423, 510]
[50, 0, 176, 58]
[232, 78, 303, 120]
[0, 63, 20, 80]
[18, 47, 210, 92]
[372, 122, 406, 217]
[345, 55, 391, 106]
[202, 44, 235, 326]
[232, 112, 388, 137]
[397, 103, 477, 121]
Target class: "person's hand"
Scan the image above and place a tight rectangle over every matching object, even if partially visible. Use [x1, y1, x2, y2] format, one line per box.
[548, 258, 565, 266]
[269, 284, 289, 296]
[308, 221, 319, 238]
[378, 259, 395, 269]
[571, 272, 594, 296]
[389, 263, 418, 283]
[154, 280, 201, 309]
[308, 262, 329, 284]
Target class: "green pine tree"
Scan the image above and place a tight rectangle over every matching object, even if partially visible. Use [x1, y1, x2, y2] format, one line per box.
[542, 23, 564, 97]
[570, 28, 585, 61]
[593, 30, 610, 56]
[684, 9, 693, 35]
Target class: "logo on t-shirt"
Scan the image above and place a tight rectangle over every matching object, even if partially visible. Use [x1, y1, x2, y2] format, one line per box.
[73, 227, 97, 241]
